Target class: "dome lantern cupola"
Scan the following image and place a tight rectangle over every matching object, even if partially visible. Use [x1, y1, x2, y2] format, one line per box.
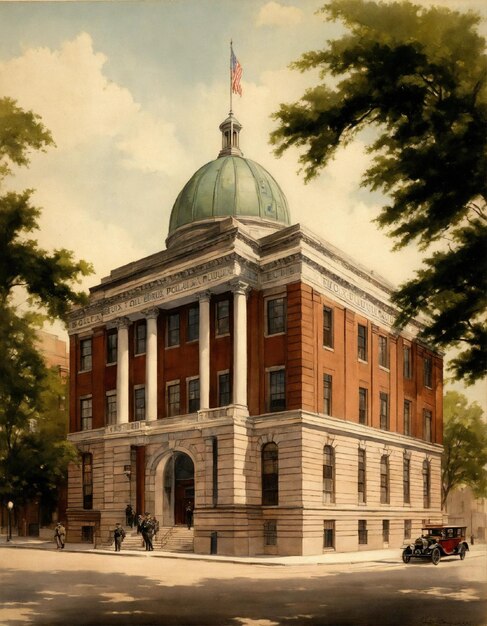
[218, 112, 243, 157]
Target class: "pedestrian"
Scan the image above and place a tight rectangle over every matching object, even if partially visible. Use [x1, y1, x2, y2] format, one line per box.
[54, 522, 66, 549]
[125, 504, 134, 528]
[114, 523, 125, 551]
[141, 514, 154, 551]
[185, 502, 193, 529]
[136, 513, 143, 534]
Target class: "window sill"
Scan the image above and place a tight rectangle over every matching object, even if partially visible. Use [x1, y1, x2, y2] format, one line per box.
[165, 344, 180, 350]
[265, 331, 286, 338]
[215, 332, 231, 339]
[358, 358, 368, 365]
[106, 361, 116, 367]
[379, 365, 390, 373]
[134, 352, 146, 357]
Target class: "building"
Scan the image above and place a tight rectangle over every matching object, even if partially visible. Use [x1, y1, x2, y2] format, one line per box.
[66, 113, 443, 555]
[447, 487, 487, 543]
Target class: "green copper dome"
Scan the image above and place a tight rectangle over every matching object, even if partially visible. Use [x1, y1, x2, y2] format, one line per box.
[168, 155, 291, 235]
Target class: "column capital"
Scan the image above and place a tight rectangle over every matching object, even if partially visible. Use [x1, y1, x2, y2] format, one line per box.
[198, 290, 212, 303]
[115, 316, 131, 330]
[230, 279, 250, 297]
[143, 307, 159, 320]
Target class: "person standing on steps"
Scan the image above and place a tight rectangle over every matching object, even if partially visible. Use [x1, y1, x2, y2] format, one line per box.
[54, 522, 66, 549]
[185, 502, 193, 530]
[114, 523, 125, 551]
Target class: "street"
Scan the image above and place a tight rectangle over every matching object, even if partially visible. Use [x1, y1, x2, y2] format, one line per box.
[0, 547, 486, 626]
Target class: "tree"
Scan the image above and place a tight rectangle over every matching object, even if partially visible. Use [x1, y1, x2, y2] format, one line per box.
[442, 391, 487, 509]
[270, 0, 487, 384]
[0, 97, 93, 507]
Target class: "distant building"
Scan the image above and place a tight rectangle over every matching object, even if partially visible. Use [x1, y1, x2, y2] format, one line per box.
[36, 329, 69, 376]
[447, 487, 487, 543]
[66, 113, 443, 555]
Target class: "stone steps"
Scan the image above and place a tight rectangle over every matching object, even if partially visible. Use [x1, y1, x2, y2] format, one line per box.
[104, 525, 194, 553]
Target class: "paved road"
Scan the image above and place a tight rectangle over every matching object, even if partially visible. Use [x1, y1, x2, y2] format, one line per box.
[0, 547, 485, 625]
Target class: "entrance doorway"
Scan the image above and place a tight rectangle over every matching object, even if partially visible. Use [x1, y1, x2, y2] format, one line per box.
[174, 453, 194, 525]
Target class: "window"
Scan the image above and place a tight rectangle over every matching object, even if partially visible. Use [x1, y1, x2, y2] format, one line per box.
[382, 520, 390, 543]
[378, 335, 389, 368]
[423, 460, 431, 508]
[264, 521, 277, 546]
[403, 457, 410, 504]
[358, 448, 366, 504]
[82, 453, 93, 509]
[216, 300, 230, 336]
[323, 445, 335, 503]
[167, 313, 180, 347]
[380, 392, 389, 430]
[358, 324, 367, 361]
[267, 297, 286, 335]
[269, 369, 286, 412]
[106, 330, 117, 364]
[188, 378, 200, 413]
[134, 386, 145, 421]
[424, 356, 432, 388]
[187, 305, 199, 342]
[262, 442, 278, 505]
[404, 519, 412, 539]
[134, 320, 147, 355]
[323, 306, 333, 348]
[359, 387, 368, 425]
[423, 409, 432, 442]
[323, 374, 332, 416]
[403, 345, 412, 379]
[380, 455, 390, 504]
[80, 338, 92, 371]
[323, 521, 335, 549]
[358, 520, 368, 545]
[106, 391, 117, 426]
[404, 400, 412, 436]
[218, 372, 231, 407]
[167, 382, 180, 417]
[80, 397, 92, 431]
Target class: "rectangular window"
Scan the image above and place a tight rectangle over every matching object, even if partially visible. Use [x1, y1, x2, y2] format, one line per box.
[323, 306, 333, 348]
[187, 305, 199, 342]
[188, 378, 200, 413]
[404, 400, 412, 436]
[82, 453, 93, 510]
[380, 456, 390, 504]
[106, 391, 117, 426]
[323, 374, 332, 416]
[382, 520, 390, 543]
[403, 457, 410, 504]
[269, 369, 286, 412]
[359, 387, 368, 425]
[264, 521, 277, 546]
[106, 330, 117, 364]
[323, 446, 335, 504]
[378, 335, 389, 368]
[424, 356, 432, 388]
[403, 345, 412, 379]
[218, 372, 231, 407]
[80, 397, 92, 431]
[167, 313, 180, 347]
[134, 386, 145, 421]
[358, 324, 367, 361]
[80, 338, 92, 371]
[323, 520, 335, 549]
[358, 448, 366, 504]
[167, 382, 180, 417]
[380, 392, 389, 430]
[404, 519, 412, 540]
[424, 409, 432, 442]
[216, 300, 230, 336]
[267, 297, 286, 335]
[134, 320, 147, 355]
[358, 520, 368, 545]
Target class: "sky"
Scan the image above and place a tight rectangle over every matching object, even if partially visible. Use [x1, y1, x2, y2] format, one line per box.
[0, 0, 485, 408]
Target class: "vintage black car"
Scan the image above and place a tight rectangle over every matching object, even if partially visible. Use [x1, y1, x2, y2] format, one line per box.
[402, 525, 469, 565]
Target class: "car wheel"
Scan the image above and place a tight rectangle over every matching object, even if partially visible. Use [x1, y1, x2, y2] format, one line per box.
[402, 550, 411, 564]
[431, 547, 441, 565]
[459, 546, 466, 560]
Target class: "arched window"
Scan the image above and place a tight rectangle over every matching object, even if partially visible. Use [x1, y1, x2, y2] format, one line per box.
[323, 445, 335, 503]
[380, 455, 389, 504]
[423, 460, 431, 509]
[262, 442, 278, 505]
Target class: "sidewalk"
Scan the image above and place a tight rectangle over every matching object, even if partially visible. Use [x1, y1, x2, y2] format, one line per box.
[1, 534, 485, 567]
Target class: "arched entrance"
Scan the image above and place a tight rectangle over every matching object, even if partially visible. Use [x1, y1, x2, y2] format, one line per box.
[162, 452, 194, 526]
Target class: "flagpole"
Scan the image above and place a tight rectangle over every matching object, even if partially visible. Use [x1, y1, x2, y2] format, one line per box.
[229, 40, 233, 115]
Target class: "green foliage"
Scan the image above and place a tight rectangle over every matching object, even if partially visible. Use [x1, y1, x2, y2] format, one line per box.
[442, 391, 487, 509]
[271, 0, 487, 383]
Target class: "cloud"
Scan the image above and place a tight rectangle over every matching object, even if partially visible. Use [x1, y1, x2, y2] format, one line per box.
[256, 2, 304, 27]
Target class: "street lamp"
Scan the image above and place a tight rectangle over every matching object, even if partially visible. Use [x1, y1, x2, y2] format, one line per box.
[7, 501, 13, 542]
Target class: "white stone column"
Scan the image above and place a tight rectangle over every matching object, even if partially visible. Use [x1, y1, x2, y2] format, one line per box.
[199, 291, 211, 410]
[116, 317, 130, 424]
[232, 281, 249, 407]
[144, 308, 159, 421]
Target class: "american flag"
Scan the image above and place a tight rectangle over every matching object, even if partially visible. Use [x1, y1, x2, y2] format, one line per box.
[231, 48, 243, 96]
